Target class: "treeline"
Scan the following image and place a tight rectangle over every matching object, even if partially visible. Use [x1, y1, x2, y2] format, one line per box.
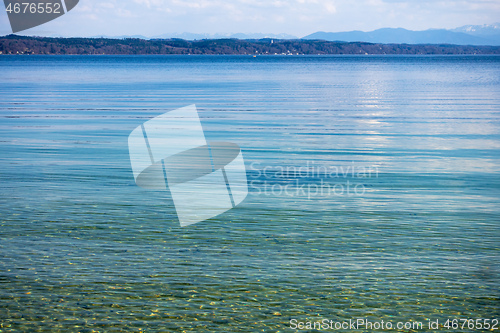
[1, 34, 499, 55]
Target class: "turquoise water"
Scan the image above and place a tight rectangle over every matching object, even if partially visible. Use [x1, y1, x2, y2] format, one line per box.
[0, 55, 499, 332]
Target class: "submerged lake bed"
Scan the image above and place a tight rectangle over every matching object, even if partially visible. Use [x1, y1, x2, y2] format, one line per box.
[0, 55, 499, 332]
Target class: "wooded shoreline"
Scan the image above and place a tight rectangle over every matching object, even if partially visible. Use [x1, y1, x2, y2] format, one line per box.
[1, 34, 499, 55]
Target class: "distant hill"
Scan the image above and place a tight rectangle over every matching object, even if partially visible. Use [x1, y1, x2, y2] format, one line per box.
[303, 27, 500, 46]
[1, 35, 499, 55]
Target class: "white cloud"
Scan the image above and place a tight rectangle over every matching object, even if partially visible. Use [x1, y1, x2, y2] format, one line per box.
[1, 0, 499, 37]
[324, 2, 337, 13]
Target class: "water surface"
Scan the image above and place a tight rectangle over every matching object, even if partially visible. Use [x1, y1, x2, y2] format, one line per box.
[0, 55, 499, 332]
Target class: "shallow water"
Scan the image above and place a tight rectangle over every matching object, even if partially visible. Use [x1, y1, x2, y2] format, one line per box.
[0, 55, 499, 332]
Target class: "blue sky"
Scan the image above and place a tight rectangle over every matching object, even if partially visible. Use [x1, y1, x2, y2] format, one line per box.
[1, 0, 499, 37]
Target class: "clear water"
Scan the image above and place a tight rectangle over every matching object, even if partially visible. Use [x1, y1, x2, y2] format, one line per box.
[0, 55, 499, 332]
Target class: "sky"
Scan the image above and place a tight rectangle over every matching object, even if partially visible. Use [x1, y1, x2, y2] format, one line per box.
[0, 0, 499, 38]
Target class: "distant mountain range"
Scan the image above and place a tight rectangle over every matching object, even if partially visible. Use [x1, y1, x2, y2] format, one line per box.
[83, 23, 500, 46]
[92, 33, 298, 41]
[451, 23, 500, 37]
[302, 23, 500, 46]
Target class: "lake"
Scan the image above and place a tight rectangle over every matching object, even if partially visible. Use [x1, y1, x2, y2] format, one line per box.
[0, 55, 499, 332]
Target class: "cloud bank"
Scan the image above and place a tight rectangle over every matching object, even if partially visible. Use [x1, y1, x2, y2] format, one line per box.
[0, 0, 499, 37]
